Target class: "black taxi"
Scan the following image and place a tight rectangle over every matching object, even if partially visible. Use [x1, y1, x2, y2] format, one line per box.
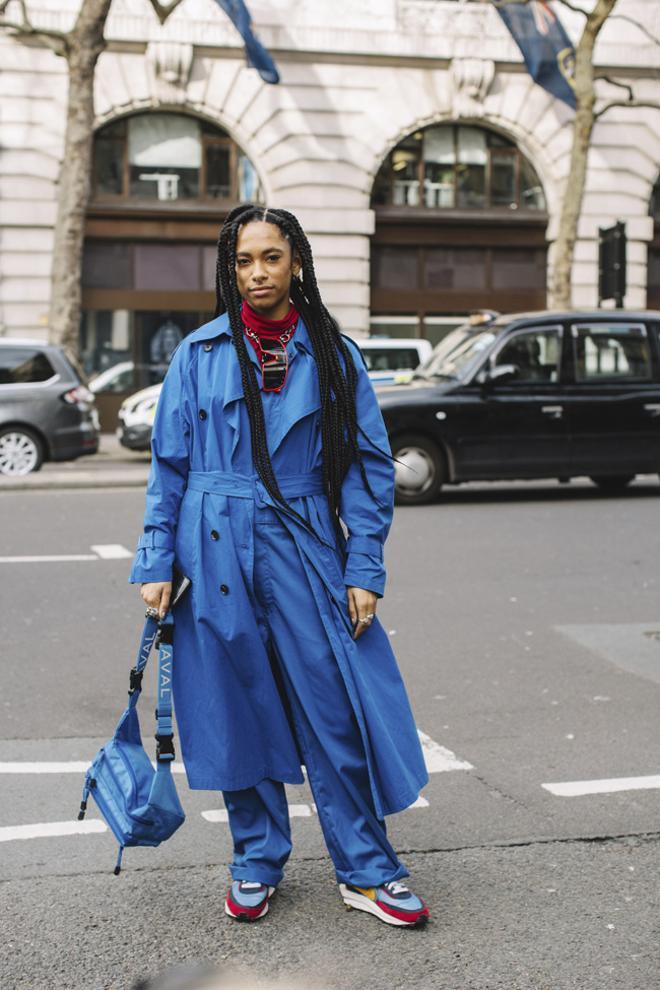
[375, 311, 660, 504]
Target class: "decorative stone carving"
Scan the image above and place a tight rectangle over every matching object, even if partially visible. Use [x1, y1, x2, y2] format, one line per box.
[146, 41, 194, 100]
[450, 57, 495, 117]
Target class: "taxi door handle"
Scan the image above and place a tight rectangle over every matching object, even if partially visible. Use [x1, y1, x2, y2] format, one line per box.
[541, 405, 563, 419]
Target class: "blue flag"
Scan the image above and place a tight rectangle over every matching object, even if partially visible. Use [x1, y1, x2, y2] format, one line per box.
[495, 0, 576, 109]
[215, 0, 280, 84]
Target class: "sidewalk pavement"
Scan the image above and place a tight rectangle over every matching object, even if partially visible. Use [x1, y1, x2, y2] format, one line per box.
[0, 434, 151, 492]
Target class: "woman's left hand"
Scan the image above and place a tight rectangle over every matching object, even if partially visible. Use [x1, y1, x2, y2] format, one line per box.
[346, 586, 378, 640]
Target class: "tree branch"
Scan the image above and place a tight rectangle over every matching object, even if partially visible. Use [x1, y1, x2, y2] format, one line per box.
[609, 13, 660, 47]
[0, 0, 69, 55]
[595, 74, 633, 100]
[594, 99, 660, 120]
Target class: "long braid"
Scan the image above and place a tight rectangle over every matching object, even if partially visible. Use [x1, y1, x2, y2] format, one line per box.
[213, 204, 393, 546]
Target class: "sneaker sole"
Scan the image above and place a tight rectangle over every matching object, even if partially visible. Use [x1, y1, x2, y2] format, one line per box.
[225, 886, 275, 922]
[338, 884, 429, 928]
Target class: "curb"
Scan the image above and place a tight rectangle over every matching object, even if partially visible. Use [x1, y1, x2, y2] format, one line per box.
[0, 471, 149, 492]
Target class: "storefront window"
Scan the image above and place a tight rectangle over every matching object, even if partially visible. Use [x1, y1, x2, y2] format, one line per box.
[92, 112, 263, 205]
[372, 124, 546, 212]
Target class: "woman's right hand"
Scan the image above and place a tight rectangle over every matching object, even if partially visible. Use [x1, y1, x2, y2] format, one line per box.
[140, 581, 172, 619]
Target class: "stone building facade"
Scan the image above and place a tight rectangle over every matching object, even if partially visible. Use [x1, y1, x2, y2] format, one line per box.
[2, 0, 659, 372]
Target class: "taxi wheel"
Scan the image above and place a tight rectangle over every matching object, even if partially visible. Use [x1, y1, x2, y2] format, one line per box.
[392, 434, 445, 505]
[590, 474, 635, 494]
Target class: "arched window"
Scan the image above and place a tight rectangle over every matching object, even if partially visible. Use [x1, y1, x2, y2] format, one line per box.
[82, 112, 264, 428]
[92, 112, 263, 204]
[372, 124, 546, 212]
[369, 124, 548, 342]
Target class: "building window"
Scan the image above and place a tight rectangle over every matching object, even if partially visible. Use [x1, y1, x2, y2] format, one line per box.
[372, 124, 546, 212]
[92, 112, 263, 205]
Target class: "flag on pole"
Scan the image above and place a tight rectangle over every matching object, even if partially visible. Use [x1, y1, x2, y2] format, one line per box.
[494, 0, 576, 109]
[214, 0, 280, 84]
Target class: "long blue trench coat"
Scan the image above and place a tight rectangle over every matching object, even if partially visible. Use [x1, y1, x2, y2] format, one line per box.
[129, 312, 428, 819]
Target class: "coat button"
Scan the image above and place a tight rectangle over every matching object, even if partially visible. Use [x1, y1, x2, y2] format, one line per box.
[210, 530, 219, 541]
[203, 343, 213, 352]
[199, 409, 207, 420]
[220, 584, 229, 595]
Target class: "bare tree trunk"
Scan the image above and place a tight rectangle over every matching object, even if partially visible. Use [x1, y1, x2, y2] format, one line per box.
[550, 0, 618, 309]
[48, 0, 112, 355]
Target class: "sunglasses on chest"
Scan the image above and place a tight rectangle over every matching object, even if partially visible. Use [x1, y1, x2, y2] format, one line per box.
[243, 325, 295, 392]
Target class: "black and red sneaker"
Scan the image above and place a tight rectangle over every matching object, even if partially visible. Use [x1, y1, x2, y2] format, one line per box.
[224, 880, 276, 921]
[339, 880, 430, 927]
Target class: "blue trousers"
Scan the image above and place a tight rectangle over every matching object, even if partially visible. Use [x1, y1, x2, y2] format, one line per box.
[222, 502, 408, 888]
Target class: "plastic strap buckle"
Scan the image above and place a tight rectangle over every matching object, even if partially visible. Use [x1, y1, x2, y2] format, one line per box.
[128, 668, 143, 695]
[155, 733, 175, 762]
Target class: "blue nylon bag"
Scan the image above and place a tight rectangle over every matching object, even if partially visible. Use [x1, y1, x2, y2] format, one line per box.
[77, 610, 185, 874]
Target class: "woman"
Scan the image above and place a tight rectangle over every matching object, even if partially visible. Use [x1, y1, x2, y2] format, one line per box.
[129, 205, 430, 928]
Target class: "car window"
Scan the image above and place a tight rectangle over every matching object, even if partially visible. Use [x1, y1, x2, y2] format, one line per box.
[425, 330, 496, 380]
[362, 347, 421, 372]
[0, 348, 55, 385]
[572, 323, 652, 382]
[494, 329, 561, 383]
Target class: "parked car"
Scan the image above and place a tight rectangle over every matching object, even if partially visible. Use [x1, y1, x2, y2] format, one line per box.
[375, 311, 660, 504]
[0, 339, 99, 476]
[115, 334, 435, 450]
[117, 384, 161, 451]
[360, 337, 433, 384]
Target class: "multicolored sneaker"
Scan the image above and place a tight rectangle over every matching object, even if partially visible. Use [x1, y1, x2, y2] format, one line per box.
[339, 880, 430, 927]
[224, 880, 276, 922]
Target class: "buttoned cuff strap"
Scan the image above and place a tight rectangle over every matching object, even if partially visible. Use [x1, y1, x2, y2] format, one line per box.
[137, 532, 175, 551]
[345, 534, 383, 560]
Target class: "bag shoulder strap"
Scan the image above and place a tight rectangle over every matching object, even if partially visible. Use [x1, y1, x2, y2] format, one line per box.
[127, 612, 177, 768]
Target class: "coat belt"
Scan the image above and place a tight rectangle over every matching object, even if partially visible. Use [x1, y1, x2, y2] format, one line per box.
[186, 469, 326, 500]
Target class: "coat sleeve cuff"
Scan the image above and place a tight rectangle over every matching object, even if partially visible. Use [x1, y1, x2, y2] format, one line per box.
[345, 534, 384, 560]
[344, 552, 386, 599]
[128, 546, 175, 584]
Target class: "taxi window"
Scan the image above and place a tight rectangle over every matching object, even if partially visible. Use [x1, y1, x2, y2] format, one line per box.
[494, 329, 561, 383]
[573, 324, 652, 382]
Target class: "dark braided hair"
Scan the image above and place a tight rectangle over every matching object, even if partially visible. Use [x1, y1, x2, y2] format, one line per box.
[213, 204, 391, 546]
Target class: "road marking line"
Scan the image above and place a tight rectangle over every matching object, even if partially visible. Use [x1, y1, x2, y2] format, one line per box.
[417, 730, 473, 773]
[0, 554, 98, 563]
[0, 734, 471, 778]
[0, 761, 187, 774]
[91, 544, 133, 559]
[0, 544, 132, 564]
[543, 775, 660, 797]
[0, 820, 107, 842]
[202, 803, 314, 824]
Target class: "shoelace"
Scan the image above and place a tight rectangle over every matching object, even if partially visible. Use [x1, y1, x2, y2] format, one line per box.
[383, 881, 410, 896]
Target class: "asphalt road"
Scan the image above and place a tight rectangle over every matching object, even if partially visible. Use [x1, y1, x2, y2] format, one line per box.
[1, 478, 660, 990]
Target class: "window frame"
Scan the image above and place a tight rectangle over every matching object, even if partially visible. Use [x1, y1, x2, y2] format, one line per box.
[485, 324, 565, 386]
[91, 113, 256, 206]
[570, 321, 653, 385]
[373, 124, 545, 213]
[0, 347, 59, 389]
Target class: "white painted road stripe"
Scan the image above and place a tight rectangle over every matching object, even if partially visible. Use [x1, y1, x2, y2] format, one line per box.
[0, 761, 187, 774]
[90, 544, 134, 559]
[543, 775, 660, 797]
[0, 733, 473, 777]
[416, 730, 474, 773]
[0, 545, 133, 564]
[0, 820, 107, 842]
[203, 804, 313, 824]
[0, 554, 98, 563]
